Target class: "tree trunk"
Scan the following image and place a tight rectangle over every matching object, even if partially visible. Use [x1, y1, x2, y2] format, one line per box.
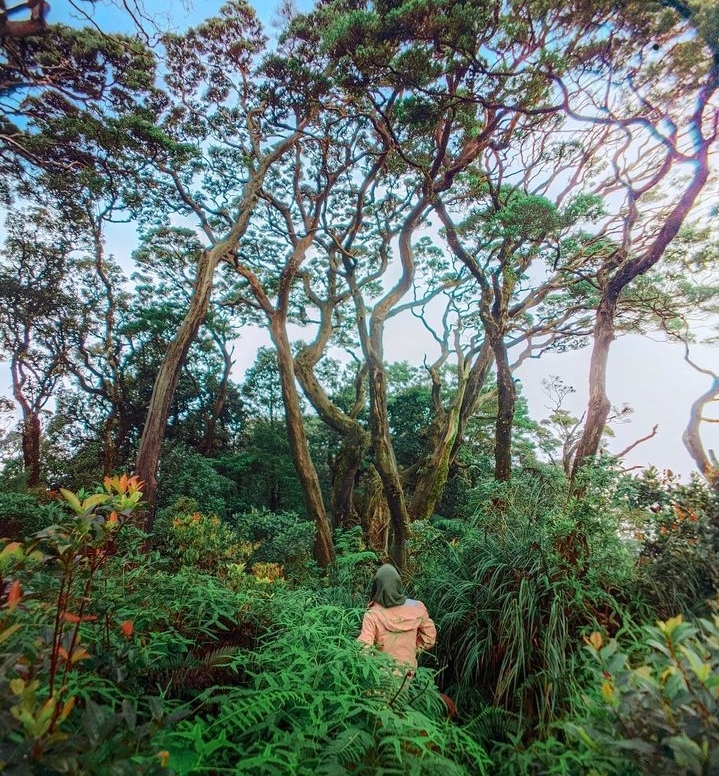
[682, 365, 719, 491]
[449, 339, 494, 466]
[21, 412, 41, 488]
[11, 354, 42, 488]
[355, 464, 390, 556]
[330, 426, 369, 528]
[270, 318, 335, 567]
[135, 248, 219, 530]
[407, 367, 471, 521]
[570, 75, 712, 483]
[198, 338, 233, 455]
[493, 337, 516, 482]
[367, 360, 408, 569]
[570, 294, 616, 483]
[294, 346, 370, 531]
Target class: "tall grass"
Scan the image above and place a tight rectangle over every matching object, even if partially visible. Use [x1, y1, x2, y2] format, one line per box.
[417, 471, 633, 731]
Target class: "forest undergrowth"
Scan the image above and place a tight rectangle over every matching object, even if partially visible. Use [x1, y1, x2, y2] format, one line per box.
[1, 465, 719, 775]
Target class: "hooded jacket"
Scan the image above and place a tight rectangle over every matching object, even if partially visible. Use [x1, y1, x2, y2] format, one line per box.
[357, 564, 437, 668]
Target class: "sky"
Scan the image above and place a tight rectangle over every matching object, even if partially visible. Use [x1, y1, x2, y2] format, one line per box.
[3, 0, 718, 480]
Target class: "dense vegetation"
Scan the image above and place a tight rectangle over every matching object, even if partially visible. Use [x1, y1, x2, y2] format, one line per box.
[2, 0, 719, 773]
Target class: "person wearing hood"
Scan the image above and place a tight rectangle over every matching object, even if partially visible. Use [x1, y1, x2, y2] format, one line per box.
[357, 563, 436, 669]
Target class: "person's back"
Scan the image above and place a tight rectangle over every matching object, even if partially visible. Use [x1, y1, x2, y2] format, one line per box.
[357, 564, 436, 669]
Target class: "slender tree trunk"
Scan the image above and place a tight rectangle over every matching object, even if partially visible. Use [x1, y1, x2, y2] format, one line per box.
[408, 366, 471, 521]
[355, 464, 390, 556]
[21, 412, 41, 488]
[570, 294, 616, 483]
[329, 427, 369, 528]
[449, 340, 494, 466]
[270, 318, 335, 567]
[681, 354, 719, 491]
[11, 354, 42, 488]
[570, 70, 713, 483]
[135, 248, 219, 530]
[198, 339, 233, 455]
[367, 359, 408, 569]
[294, 346, 370, 531]
[492, 337, 516, 482]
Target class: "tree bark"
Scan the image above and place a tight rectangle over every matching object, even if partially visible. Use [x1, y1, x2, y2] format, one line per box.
[367, 359, 408, 569]
[492, 337, 515, 482]
[681, 350, 719, 490]
[134, 247, 219, 529]
[449, 339, 494, 467]
[197, 336, 233, 456]
[570, 294, 616, 481]
[270, 317, 335, 567]
[355, 464, 390, 555]
[21, 412, 41, 488]
[406, 344, 492, 521]
[294, 339, 370, 531]
[329, 427, 369, 528]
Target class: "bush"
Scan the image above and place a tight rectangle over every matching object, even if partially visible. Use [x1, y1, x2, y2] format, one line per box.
[229, 507, 315, 580]
[0, 476, 180, 774]
[566, 612, 719, 775]
[155, 443, 233, 518]
[624, 470, 719, 619]
[419, 472, 633, 730]
[153, 505, 256, 574]
[0, 491, 67, 540]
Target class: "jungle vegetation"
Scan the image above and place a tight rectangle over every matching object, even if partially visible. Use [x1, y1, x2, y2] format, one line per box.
[2, 0, 719, 773]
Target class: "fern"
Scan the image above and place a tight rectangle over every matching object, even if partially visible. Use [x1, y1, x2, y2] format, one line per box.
[154, 588, 492, 775]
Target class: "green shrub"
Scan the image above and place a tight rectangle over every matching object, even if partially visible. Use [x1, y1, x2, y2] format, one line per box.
[0, 476, 180, 774]
[419, 472, 633, 730]
[153, 505, 256, 574]
[566, 612, 719, 775]
[624, 470, 719, 619]
[0, 491, 67, 540]
[155, 443, 232, 517]
[229, 507, 315, 580]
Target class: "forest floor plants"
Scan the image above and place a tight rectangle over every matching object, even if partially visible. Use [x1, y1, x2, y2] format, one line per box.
[414, 468, 639, 736]
[0, 476, 186, 775]
[154, 587, 491, 776]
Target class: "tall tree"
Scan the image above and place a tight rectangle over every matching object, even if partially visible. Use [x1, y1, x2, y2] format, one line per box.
[570, 1, 719, 480]
[0, 210, 80, 486]
[130, 2, 314, 531]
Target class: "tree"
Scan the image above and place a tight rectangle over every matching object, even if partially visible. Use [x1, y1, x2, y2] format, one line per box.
[435, 127, 606, 483]
[129, 2, 316, 536]
[570, 1, 719, 480]
[0, 15, 156, 189]
[0, 210, 81, 486]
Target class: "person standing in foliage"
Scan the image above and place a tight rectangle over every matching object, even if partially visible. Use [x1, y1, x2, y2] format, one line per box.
[357, 563, 436, 670]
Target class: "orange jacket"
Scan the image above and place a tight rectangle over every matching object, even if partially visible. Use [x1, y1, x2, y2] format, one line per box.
[357, 598, 437, 668]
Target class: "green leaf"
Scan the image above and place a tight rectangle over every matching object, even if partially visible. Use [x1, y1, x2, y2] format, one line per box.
[81, 493, 110, 511]
[59, 488, 83, 514]
[664, 736, 705, 776]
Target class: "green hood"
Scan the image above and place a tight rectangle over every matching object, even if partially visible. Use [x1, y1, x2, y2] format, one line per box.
[369, 564, 406, 608]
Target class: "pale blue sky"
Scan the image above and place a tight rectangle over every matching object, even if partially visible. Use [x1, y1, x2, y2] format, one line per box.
[53, 0, 315, 36]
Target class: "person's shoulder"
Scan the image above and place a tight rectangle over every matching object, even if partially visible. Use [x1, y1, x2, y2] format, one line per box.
[404, 598, 426, 608]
